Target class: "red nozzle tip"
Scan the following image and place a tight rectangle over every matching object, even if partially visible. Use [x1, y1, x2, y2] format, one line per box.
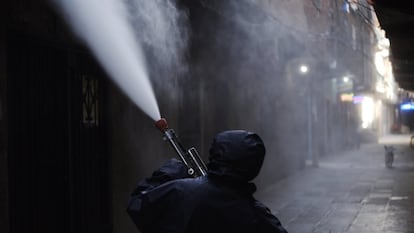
[155, 118, 168, 132]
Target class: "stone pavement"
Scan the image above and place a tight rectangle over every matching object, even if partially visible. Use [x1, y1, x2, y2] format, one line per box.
[256, 138, 414, 233]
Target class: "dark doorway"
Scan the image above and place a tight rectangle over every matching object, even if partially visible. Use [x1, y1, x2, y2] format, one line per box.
[7, 34, 111, 233]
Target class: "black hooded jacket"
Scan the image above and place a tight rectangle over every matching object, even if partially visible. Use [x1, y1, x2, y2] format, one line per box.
[127, 130, 288, 233]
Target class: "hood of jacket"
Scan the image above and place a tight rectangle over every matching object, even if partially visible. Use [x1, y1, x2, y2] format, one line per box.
[207, 130, 265, 183]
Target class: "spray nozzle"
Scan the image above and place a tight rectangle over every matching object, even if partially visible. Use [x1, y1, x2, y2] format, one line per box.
[155, 118, 169, 132]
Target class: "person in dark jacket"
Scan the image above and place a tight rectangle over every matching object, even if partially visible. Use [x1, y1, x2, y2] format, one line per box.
[127, 130, 288, 233]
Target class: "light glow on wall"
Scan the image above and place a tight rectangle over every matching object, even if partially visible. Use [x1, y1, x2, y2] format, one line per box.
[401, 103, 414, 111]
[375, 51, 386, 76]
[353, 95, 364, 104]
[361, 96, 374, 129]
[340, 93, 354, 102]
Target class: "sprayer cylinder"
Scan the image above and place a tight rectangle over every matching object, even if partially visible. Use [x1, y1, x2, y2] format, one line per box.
[154, 117, 207, 177]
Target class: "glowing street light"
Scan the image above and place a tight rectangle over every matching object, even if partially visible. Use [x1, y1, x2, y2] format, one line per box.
[298, 63, 316, 166]
[300, 65, 308, 74]
[343, 76, 350, 83]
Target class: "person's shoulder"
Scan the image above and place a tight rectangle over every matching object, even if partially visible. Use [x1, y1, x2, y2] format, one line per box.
[157, 176, 209, 200]
[161, 175, 207, 190]
[174, 176, 207, 187]
[140, 176, 207, 202]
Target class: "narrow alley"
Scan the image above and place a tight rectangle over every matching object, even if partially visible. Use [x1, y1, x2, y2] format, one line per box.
[256, 135, 414, 233]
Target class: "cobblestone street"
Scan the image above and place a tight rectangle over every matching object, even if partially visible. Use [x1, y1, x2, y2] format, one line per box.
[256, 135, 414, 233]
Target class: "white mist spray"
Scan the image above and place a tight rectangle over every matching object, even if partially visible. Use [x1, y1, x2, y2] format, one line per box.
[53, 0, 161, 121]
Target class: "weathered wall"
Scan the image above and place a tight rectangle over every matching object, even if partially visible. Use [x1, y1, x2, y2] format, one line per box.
[0, 1, 9, 233]
[182, 0, 311, 189]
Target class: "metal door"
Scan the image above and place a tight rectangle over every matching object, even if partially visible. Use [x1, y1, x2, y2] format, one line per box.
[7, 35, 111, 233]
